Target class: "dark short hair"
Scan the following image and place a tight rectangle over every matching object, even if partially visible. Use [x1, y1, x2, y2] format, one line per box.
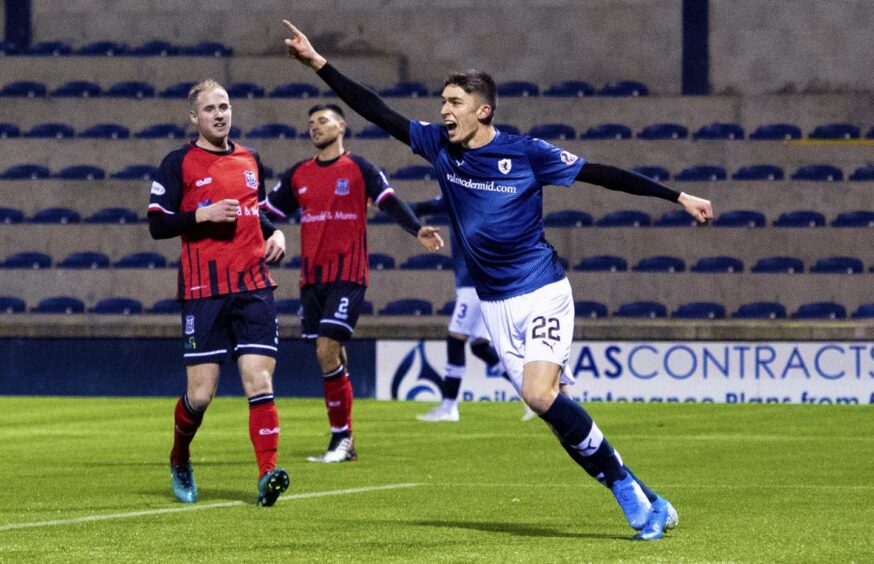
[443, 70, 497, 124]
[308, 103, 345, 118]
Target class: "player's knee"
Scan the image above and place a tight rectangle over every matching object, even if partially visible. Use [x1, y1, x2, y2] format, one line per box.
[186, 389, 214, 411]
[520, 388, 554, 415]
[315, 339, 342, 371]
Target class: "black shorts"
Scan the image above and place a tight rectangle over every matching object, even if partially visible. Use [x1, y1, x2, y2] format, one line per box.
[181, 288, 278, 365]
[300, 282, 366, 343]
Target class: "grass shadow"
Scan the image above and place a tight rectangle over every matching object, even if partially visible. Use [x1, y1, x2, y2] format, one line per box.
[413, 519, 628, 540]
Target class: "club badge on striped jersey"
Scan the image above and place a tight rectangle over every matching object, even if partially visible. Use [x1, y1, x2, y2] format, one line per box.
[498, 159, 512, 174]
[335, 178, 350, 196]
[244, 170, 258, 189]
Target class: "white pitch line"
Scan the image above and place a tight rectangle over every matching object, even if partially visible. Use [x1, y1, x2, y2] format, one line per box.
[0, 482, 420, 532]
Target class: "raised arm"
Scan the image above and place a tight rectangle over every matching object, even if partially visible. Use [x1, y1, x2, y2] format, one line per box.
[577, 162, 713, 224]
[283, 19, 411, 145]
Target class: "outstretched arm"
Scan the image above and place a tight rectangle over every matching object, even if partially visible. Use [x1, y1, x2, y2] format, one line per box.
[577, 162, 713, 224]
[283, 19, 411, 145]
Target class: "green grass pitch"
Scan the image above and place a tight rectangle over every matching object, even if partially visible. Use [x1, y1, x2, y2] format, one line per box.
[0, 397, 871, 562]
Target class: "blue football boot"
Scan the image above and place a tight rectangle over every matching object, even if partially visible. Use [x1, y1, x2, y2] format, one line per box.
[170, 460, 198, 503]
[634, 496, 671, 541]
[257, 468, 290, 507]
[610, 473, 652, 530]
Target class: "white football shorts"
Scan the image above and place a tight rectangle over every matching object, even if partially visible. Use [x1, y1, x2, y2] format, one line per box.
[447, 286, 490, 341]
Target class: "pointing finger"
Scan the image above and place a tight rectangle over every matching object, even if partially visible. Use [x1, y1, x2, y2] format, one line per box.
[282, 20, 301, 38]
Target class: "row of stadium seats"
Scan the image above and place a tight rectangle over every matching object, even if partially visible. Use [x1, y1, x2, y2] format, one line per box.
[0, 40, 233, 57]
[2, 161, 872, 184]
[5, 115, 874, 142]
[4, 250, 874, 275]
[1, 294, 870, 320]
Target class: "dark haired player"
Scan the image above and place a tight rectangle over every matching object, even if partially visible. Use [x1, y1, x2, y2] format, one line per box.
[148, 79, 290, 506]
[282, 20, 713, 540]
[265, 103, 443, 462]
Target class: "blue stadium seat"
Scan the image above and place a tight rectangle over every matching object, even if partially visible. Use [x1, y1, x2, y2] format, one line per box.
[712, 210, 766, 228]
[528, 124, 576, 140]
[361, 301, 374, 315]
[690, 256, 744, 273]
[0, 207, 24, 224]
[0, 123, 21, 138]
[355, 125, 391, 139]
[1, 251, 51, 269]
[135, 124, 187, 139]
[791, 164, 843, 182]
[0, 164, 50, 180]
[229, 126, 243, 138]
[543, 80, 595, 97]
[392, 166, 437, 180]
[76, 41, 128, 56]
[579, 124, 633, 140]
[497, 81, 539, 97]
[574, 255, 627, 272]
[369, 253, 396, 270]
[269, 83, 320, 98]
[380, 82, 430, 98]
[831, 211, 874, 227]
[275, 299, 302, 315]
[556, 256, 570, 270]
[51, 81, 102, 98]
[437, 301, 456, 315]
[90, 297, 144, 315]
[732, 302, 787, 319]
[148, 299, 182, 314]
[597, 81, 648, 97]
[30, 207, 80, 224]
[851, 304, 874, 319]
[24, 123, 75, 138]
[85, 207, 139, 224]
[654, 209, 698, 227]
[692, 123, 745, 140]
[631, 166, 671, 181]
[773, 211, 826, 228]
[379, 298, 433, 316]
[0, 296, 26, 313]
[0, 81, 47, 98]
[399, 254, 454, 270]
[732, 164, 784, 181]
[114, 252, 167, 269]
[55, 165, 106, 180]
[632, 256, 685, 273]
[848, 165, 874, 181]
[79, 123, 130, 139]
[675, 165, 727, 182]
[159, 82, 196, 99]
[111, 164, 159, 180]
[637, 123, 688, 140]
[129, 40, 178, 56]
[749, 123, 802, 140]
[614, 301, 667, 318]
[26, 41, 72, 56]
[178, 42, 233, 56]
[57, 252, 110, 269]
[0, 41, 19, 55]
[672, 302, 726, 319]
[32, 296, 85, 314]
[246, 124, 297, 139]
[226, 82, 265, 99]
[596, 210, 651, 227]
[494, 123, 521, 135]
[792, 302, 847, 320]
[574, 301, 609, 318]
[809, 123, 860, 140]
[810, 256, 863, 274]
[105, 81, 155, 99]
[751, 256, 805, 274]
[284, 256, 302, 269]
[544, 210, 593, 227]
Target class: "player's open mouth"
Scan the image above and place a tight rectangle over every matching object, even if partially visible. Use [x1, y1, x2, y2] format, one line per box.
[445, 122, 457, 132]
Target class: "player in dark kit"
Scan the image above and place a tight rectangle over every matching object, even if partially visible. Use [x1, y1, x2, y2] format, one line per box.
[265, 103, 443, 462]
[148, 79, 290, 506]
[283, 20, 714, 539]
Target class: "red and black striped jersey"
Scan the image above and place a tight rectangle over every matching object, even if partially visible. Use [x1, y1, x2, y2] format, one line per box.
[265, 152, 393, 287]
[148, 141, 276, 300]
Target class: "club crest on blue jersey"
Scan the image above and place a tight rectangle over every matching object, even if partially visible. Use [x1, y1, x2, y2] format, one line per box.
[498, 159, 512, 174]
[184, 315, 195, 335]
[244, 170, 258, 189]
[560, 151, 579, 165]
[335, 178, 350, 196]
